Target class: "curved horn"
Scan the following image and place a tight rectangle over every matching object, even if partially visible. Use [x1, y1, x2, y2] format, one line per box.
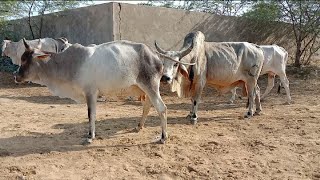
[36, 39, 42, 49]
[179, 42, 193, 58]
[154, 41, 167, 54]
[23, 38, 31, 50]
[156, 52, 196, 66]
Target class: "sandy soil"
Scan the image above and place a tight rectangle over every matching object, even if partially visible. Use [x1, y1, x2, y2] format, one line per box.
[0, 71, 319, 180]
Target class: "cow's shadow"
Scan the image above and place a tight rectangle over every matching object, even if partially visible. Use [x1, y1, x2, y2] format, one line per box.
[0, 113, 238, 158]
[123, 99, 245, 111]
[0, 95, 75, 104]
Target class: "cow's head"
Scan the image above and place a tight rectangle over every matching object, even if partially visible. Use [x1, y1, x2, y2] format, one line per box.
[155, 41, 193, 84]
[14, 38, 51, 83]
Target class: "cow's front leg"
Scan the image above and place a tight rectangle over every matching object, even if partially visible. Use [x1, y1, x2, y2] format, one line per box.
[84, 92, 98, 144]
[187, 98, 200, 124]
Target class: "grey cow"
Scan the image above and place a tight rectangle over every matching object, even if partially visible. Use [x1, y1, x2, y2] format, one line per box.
[155, 31, 265, 124]
[14, 39, 194, 144]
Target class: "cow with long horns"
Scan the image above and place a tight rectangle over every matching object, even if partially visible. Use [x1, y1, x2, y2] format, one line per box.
[155, 31, 264, 124]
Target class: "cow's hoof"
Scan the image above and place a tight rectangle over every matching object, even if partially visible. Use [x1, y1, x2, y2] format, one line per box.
[254, 111, 262, 116]
[133, 126, 143, 133]
[157, 138, 166, 144]
[228, 100, 234, 104]
[283, 101, 291, 105]
[190, 119, 198, 125]
[156, 132, 168, 144]
[244, 112, 253, 119]
[186, 114, 192, 119]
[81, 138, 93, 145]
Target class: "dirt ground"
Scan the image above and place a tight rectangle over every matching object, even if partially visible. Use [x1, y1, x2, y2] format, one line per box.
[0, 70, 319, 180]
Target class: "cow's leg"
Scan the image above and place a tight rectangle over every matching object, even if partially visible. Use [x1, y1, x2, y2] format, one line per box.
[187, 84, 204, 125]
[279, 74, 291, 104]
[85, 92, 98, 144]
[149, 92, 167, 144]
[139, 83, 167, 144]
[261, 73, 275, 101]
[229, 88, 236, 104]
[136, 95, 151, 132]
[244, 82, 255, 118]
[254, 85, 262, 115]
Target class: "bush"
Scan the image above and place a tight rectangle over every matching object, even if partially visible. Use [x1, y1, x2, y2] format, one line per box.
[0, 56, 19, 73]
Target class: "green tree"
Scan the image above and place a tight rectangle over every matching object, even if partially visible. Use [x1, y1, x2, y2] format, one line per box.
[280, 0, 320, 67]
[243, 1, 281, 22]
[243, 1, 320, 67]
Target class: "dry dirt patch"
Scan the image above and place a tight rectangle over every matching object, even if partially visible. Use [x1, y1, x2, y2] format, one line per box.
[0, 71, 319, 179]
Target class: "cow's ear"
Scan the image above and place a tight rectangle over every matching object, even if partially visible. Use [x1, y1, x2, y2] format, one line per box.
[178, 64, 189, 79]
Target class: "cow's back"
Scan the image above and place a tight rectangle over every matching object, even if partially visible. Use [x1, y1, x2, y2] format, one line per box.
[205, 42, 263, 86]
[260, 45, 287, 75]
[77, 41, 162, 94]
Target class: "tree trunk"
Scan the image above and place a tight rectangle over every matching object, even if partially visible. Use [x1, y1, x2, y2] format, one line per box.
[28, 1, 35, 39]
[294, 42, 302, 67]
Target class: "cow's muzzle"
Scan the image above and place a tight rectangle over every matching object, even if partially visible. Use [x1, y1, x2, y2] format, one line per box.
[161, 75, 172, 84]
[13, 71, 23, 84]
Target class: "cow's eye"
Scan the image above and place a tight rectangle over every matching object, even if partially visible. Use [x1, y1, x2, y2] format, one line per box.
[174, 63, 178, 67]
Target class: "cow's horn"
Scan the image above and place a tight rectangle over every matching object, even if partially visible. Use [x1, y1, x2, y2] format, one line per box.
[23, 38, 31, 50]
[179, 43, 193, 58]
[154, 41, 167, 54]
[156, 52, 195, 66]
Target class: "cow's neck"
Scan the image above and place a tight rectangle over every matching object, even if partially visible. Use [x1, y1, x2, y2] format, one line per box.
[35, 59, 67, 85]
[33, 59, 85, 103]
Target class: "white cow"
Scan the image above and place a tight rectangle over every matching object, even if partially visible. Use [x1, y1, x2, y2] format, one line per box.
[2, 37, 70, 65]
[155, 31, 264, 123]
[14, 39, 194, 144]
[229, 45, 291, 104]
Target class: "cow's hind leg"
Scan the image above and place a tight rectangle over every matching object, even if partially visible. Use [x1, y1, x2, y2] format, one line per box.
[261, 73, 275, 101]
[254, 85, 262, 116]
[135, 95, 151, 132]
[84, 91, 98, 144]
[244, 82, 255, 118]
[279, 74, 291, 104]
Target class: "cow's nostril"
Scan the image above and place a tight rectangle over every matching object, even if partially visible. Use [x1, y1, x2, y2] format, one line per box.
[161, 75, 171, 82]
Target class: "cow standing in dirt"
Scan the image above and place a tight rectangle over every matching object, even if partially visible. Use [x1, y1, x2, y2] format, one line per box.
[229, 45, 291, 104]
[155, 31, 264, 124]
[14, 39, 194, 144]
